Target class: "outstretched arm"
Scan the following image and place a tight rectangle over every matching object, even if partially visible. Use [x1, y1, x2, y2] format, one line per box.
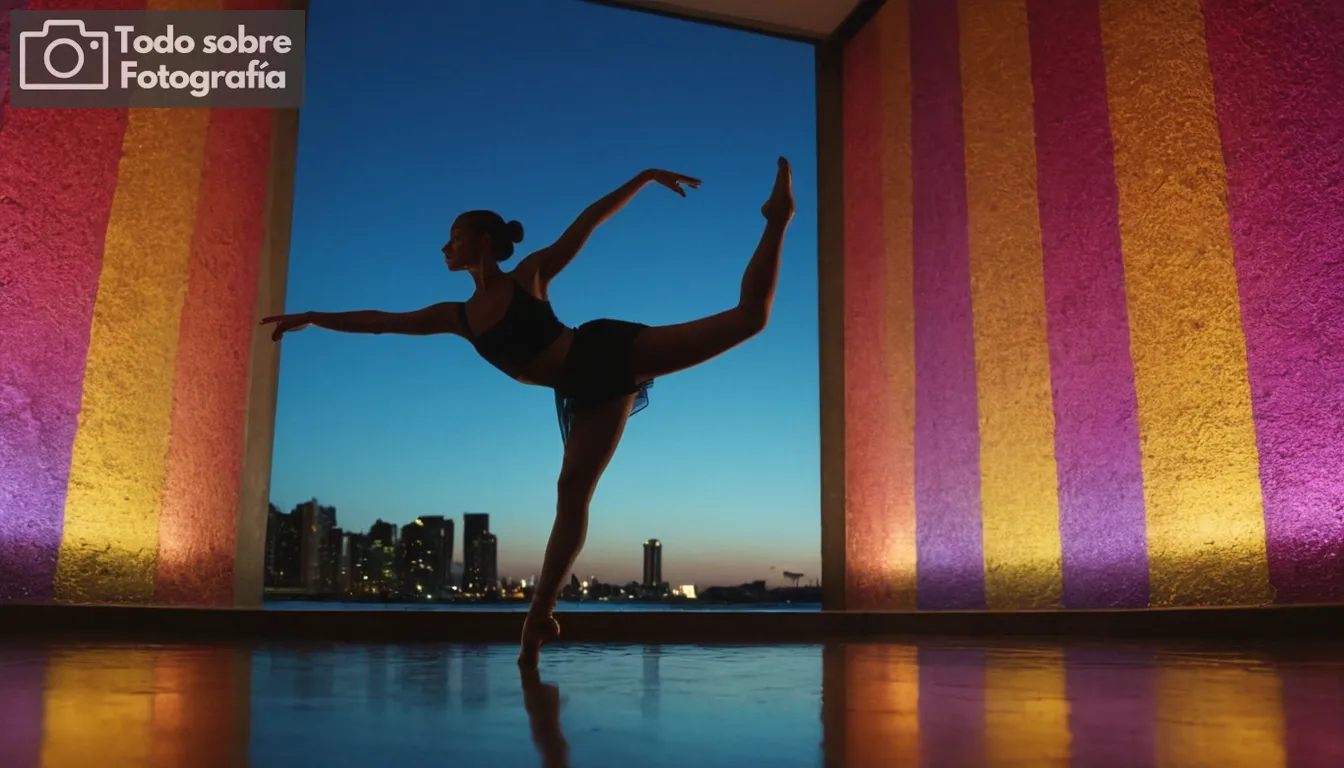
[261, 302, 464, 341]
[521, 168, 700, 285]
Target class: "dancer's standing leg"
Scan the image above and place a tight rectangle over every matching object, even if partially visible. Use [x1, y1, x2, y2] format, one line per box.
[518, 158, 794, 668]
[519, 393, 635, 668]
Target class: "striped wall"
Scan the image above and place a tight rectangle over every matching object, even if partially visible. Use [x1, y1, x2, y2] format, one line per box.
[823, 643, 1344, 766]
[0, 0, 287, 605]
[840, 0, 1344, 610]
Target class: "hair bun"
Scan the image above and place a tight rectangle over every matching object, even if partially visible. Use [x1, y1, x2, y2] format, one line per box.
[506, 220, 525, 244]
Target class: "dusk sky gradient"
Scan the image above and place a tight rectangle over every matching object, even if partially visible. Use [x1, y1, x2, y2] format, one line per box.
[269, 0, 820, 587]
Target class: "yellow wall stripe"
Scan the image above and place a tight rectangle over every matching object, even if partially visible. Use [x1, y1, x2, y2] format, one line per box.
[958, 0, 1064, 608]
[55, 103, 212, 601]
[1099, 0, 1271, 606]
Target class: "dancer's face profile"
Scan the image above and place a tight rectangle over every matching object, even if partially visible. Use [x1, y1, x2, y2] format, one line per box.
[442, 217, 492, 272]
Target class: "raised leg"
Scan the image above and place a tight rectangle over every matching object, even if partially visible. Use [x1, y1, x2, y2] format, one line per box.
[630, 157, 795, 382]
[519, 392, 636, 669]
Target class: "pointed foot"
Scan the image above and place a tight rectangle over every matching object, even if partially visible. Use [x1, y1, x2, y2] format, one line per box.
[518, 612, 562, 670]
[761, 156, 795, 222]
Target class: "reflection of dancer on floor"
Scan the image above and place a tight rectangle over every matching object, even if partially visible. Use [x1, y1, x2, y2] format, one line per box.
[263, 158, 795, 668]
[521, 669, 569, 768]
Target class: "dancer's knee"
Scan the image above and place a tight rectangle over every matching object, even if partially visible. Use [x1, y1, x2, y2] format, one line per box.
[556, 467, 598, 512]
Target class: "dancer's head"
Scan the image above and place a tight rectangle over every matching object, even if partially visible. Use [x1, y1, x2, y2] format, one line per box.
[443, 210, 525, 271]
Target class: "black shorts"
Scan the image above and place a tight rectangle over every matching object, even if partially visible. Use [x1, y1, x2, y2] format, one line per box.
[553, 319, 654, 444]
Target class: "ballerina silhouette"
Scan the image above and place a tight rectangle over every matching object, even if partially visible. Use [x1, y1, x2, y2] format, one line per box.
[262, 158, 795, 668]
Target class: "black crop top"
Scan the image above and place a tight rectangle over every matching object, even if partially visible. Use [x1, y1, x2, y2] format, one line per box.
[459, 281, 567, 374]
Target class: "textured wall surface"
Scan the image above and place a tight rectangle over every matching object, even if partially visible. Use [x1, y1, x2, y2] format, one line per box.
[1203, 0, 1344, 603]
[960, 0, 1062, 610]
[1029, 0, 1148, 608]
[0, 0, 283, 605]
[155, 108, 274, 605]
[842, 0, 918, 610]
[908, 0, 985, 611]
[840, 0, 1344, 609]
[1102, 0, 1271, 607]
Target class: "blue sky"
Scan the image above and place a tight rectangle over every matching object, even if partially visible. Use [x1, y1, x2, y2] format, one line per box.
[270, 0, 819, 587]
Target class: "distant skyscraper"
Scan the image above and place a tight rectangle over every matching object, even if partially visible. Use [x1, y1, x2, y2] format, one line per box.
[265, 505, 302, 588]
[462, 513, 491, 592]
[295, 499, 336, 594]
[419, 515, 454, 594]
[369, 519, 397, 548]
[346, 532, 371, 595]
[478, 532, 498, 590]
[264, 503, 281, 583]
[366, 519, 398, 594]
[400, 519, 431, 597]
[643, 539, 662, 588]
[337, 532, 353, 595]
[322, 527, 343, 593]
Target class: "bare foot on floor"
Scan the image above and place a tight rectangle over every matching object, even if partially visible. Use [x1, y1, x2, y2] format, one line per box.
[518, 612, 561, 669]
[761, 156, 795, 222]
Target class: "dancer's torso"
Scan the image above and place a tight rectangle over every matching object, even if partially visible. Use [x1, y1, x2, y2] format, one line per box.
[461, 277, 573, 386]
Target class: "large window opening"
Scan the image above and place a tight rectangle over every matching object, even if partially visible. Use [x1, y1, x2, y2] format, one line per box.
[263, 0, 820, 611]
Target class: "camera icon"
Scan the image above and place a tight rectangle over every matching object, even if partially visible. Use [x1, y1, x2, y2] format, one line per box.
[18, 20, 111, 91]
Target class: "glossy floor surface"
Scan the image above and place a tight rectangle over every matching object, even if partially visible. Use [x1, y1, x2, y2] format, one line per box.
[1, 640, 1341, 767]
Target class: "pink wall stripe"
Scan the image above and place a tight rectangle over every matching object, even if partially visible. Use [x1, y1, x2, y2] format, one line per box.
[155, 108, 274, 605]
[0, 1, 136, 600]
[910, 0, 985, 610]
[1026, 0, 1149, 608]
[1203, 0, 1344, 604]
[841, 20, 896, 610]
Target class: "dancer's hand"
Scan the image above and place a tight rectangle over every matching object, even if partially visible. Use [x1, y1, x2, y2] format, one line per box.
[260, 312, 313, 341]
[644, 169, 701, 197]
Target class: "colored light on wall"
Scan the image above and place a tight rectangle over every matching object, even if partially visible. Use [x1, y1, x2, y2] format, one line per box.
[839, 0, 1344, 610]
[1101, 0, 1271, 607]
[1202, 0, 1344, 604]
[0, 0, 285, 606]
[958, 0, 1063, 610]
[842, 0, 918, 611]
[1027, 0, 1149, 609]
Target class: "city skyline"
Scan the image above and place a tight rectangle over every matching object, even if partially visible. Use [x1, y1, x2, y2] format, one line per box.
[266, 496, 815, 590]
[269, 1, 821, 588]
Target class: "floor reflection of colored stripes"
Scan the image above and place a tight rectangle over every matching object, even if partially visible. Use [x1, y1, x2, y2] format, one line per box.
[833, 641, 1344, 767]
[1, 641, 1341, 766]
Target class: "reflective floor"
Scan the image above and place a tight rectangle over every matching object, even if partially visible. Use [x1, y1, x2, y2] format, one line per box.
[1, 640, 1341, 766]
